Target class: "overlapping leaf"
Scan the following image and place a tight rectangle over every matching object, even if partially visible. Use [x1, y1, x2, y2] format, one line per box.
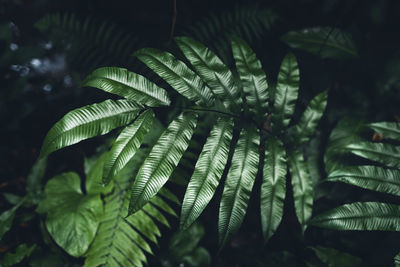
[310, 202, 400, 231]
[231, 36, 269, 117]
[83, 67, 170, 106]
[180, 117, 234, 229]
[103, 109, 154, 184]
[134, 48, 214, 106]
[40, 99, 142, 158]
[327, 166, 400, 196]
[272, 53, 299, 130]
[346, 141, 400, 168]
[367, 121, 400, 140]
[175, 36, 242, 110]
[261, 137, 287, 242]
[129, 112, 198, 214]
[293, 90, 328, 145]
[288, 152, 313, 233]
[218, 128, 259, 247]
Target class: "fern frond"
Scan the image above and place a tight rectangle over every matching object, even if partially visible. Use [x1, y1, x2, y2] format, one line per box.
[175, 37, 242, 110]
[288, 151, 313, 233]
[83, 67, 171, 107]
[293, 90, 328, 145]
[84, 150, 176, 267]
[310, 202, 400, 231]
[281, 27, 358, 59]
[218, 127, 259, 248]
[40, 99, 143, 159]
[367, 121, 400, 140]
[346, 142, 400, 168]
[272, 53, 300, 130]
[327, 166, 400, 196]
[35, 13, 141, 71]
[180, 5, 277, 63]
[134, 48, 214, 106]
[261, 137, 287, 242]
[180, 117, 234, 229]
[103, 109, 154, 185]
[129, 112, 198, 214]
[232, 36, 269, 118]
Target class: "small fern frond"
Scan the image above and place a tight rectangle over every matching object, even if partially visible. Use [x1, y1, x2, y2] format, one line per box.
[232, 36, 269, 118]
[83, 67, 171, 107]
[310, 202, 400, 231]
[40, 99, 143, 159]
[272, 53, 300, 130]
[180, 117, 234, 230]
[129, 112, 198, 214]
[218, 127, 259, 248]
[261, 137, 287, 242]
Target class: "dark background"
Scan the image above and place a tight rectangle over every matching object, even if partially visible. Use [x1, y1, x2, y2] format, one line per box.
[1, 0, 400, 266]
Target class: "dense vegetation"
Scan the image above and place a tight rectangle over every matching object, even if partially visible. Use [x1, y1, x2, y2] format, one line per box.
[1, 0, 400, 266]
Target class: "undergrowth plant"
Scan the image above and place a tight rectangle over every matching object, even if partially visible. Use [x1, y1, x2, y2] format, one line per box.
[39, 36, 328, 247]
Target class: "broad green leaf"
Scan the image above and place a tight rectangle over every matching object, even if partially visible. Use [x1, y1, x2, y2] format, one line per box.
[231, 36, 268, 117]
[261, 137, 287, 242]
[327, 166, 400, 196]
[134, 48, 214, 106]
[37, 172, 102, 257]
[309, 246, 361, 267]
[40, 99, 142, 158]
[180, 117, 234, 229]
[129, 112, 197, 214]
[367, 121, 400, 140]
[293, 90, 328, 145]
[218, 128, 259, 247]
[83, 67, 171, 106]
[346, 141, 400, 168]
[311, 202, 400, 231]
[175, 36, 242, 110]
[324, 117, 364, 173]
[103, 109, 154, 184]
[281, 27, 358, 59]
[272, 53, 299, 129]
[0, 244, 36, 267]
[288, 152, 313, 233]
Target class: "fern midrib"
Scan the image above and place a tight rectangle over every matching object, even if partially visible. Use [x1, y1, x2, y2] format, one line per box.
[213, 72, 240, 108]
[350, 145, 400, 160]
[328, 174, 400, 187]
[264, 146, 279, 236]
[314, 213, 400, 223]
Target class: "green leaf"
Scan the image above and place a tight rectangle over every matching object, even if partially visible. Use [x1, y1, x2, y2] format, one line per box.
[272, 53, 299, 130]
[395, 252, 400, 267]
[85, 153, 113, 195]
[82, 67, 171, 106]
[40, 99, 142, 158]
[261, 137, 287, 242]
[327, 166, 400, 196]
[367, 121, 400, 140]
[175, 36, 242, 110]
[310, 202, 400, 231]
[0, 244, 36, 267]
[218, 127, 259, 248]
[103, 109, 154, 184]
[129, 112, 198, 214]
[231, 36, 269, 117]
[134, 48, 214, 106]
[293, 90, 328, 145]
[281, 27, 358, 59]
[169, 222, 205, 261]
[0, 200, 24, 241]
[180, 117, 234, 229]
[309, 246, 361, 267]
[25, 157, 47, 206]
[288, 151, 313, 233]
[346, 141, 400, 168]
[37, 172, 102, 257]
